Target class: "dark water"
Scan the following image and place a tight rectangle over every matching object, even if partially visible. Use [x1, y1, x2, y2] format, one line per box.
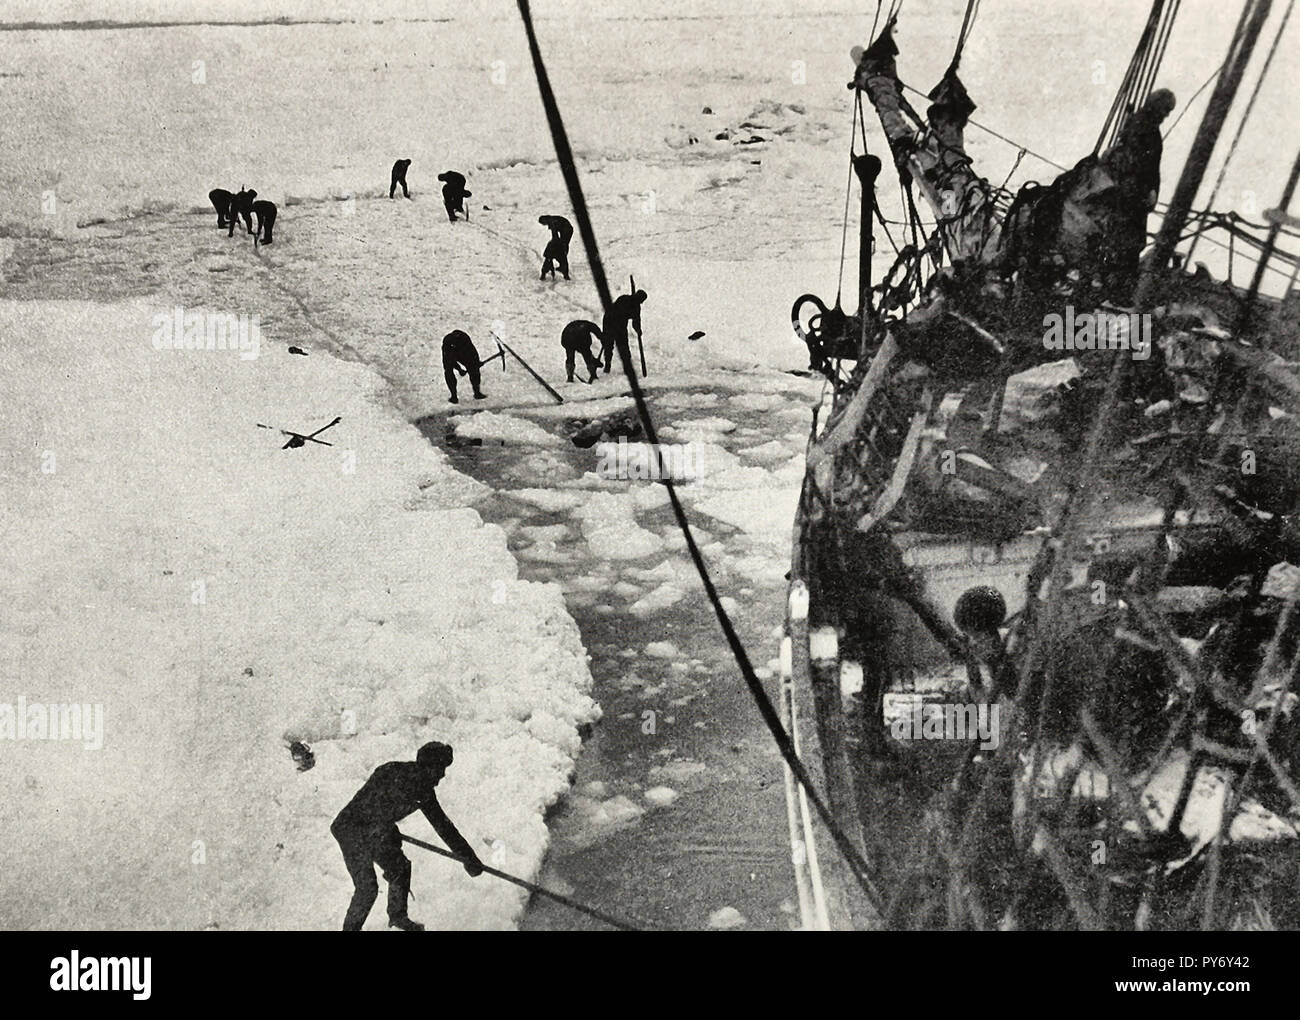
[420, 389, 808, 930]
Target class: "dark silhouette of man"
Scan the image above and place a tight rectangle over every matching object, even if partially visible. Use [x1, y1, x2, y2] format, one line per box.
[252, 199, 277, 245]
[600, 289, 647, 374]
[442, 329, 486, 403]
[538, 214, 573, 280]
[208, 188, 233, 228]
[331, 741, 484, 932]
[1100, 88, 1175, 298]
[227, 188, 256, 237]
[390, 158, 412, 199]
[561, 319, 602, 382]
[437, 171, 472, 223]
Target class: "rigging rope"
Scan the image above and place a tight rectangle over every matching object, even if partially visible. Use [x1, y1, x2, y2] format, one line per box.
[1162, 60, 1226, 139]
[998, 147, 1027, 193]
[1096, 0, 1180, 154]
[873, 196, 903, 257]
[836, 90, 864, 306]
[1238, 144, 1300, 331]
[1137, 0, 1180, 103]
[951, 0, 981, 69]
[1172, 219, 1300, 281]
[1281, 236, 1300, 295]
[1186, 0, 1296, 265]
[897, 81, 1068, 171]
[1131, 0, 1179, 117]
[515, 0, 885, 919]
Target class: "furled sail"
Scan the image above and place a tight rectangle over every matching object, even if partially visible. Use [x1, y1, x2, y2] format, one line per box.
[853, 22, 1001, 264]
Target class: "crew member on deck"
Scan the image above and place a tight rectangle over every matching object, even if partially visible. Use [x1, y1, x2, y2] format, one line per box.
[1100, 88, 1176, 297]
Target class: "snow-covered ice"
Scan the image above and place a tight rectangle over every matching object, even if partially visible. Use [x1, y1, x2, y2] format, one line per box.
[517, 523, 571, 544]
[672, 415, 737, 435]
[739, 439, 798, 463]
[570, 492, 665, 561]
[452, 412, 560, 447]
[708, 905, 747, 929]
[0, 300, 597, 929]
[644, 786, 680, 807]
[555, 793, 646, 849]
[628, 583, 687, 616]
[648, 759, 708, 785]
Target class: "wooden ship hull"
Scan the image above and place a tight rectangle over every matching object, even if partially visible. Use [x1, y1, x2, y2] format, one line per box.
[785, 3, 1300, 930]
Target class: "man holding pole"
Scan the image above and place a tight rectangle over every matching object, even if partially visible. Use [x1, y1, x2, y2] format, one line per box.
[331, 740, 484, 932]
[600, 286, 647, 376]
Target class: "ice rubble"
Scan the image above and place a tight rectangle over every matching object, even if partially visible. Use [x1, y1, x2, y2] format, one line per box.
[452, 411, 559, 446]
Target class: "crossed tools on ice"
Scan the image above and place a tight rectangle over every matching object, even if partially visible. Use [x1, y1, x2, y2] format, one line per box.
[256, 415, 342, 449]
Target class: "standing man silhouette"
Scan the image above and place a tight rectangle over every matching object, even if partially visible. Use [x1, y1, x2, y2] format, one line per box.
[390, 158, 412, 199]
[330, 741, 484, 932]
[600, 288, 647, 375]
[1099, 88, 1176, 298]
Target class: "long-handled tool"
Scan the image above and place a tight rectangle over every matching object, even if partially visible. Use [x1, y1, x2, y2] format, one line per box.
[399, 832, 646, 930]
[478, 341, 507, 372]
[256, 415, 341, 449]
[489, 329, 564, 404]
[631, 273, 647, 378]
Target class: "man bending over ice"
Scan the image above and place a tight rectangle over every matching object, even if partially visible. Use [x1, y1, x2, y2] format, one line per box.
[331, 741, 483, 932]
[437, 171, 472, 223]
[561, 319, 602, 383]
[538, 214, 573, 280]
[227, 188, 256, 237]
[208, 188, 233, 228]
[442, 329, 487, 404]
[251, 199, 277, 246]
